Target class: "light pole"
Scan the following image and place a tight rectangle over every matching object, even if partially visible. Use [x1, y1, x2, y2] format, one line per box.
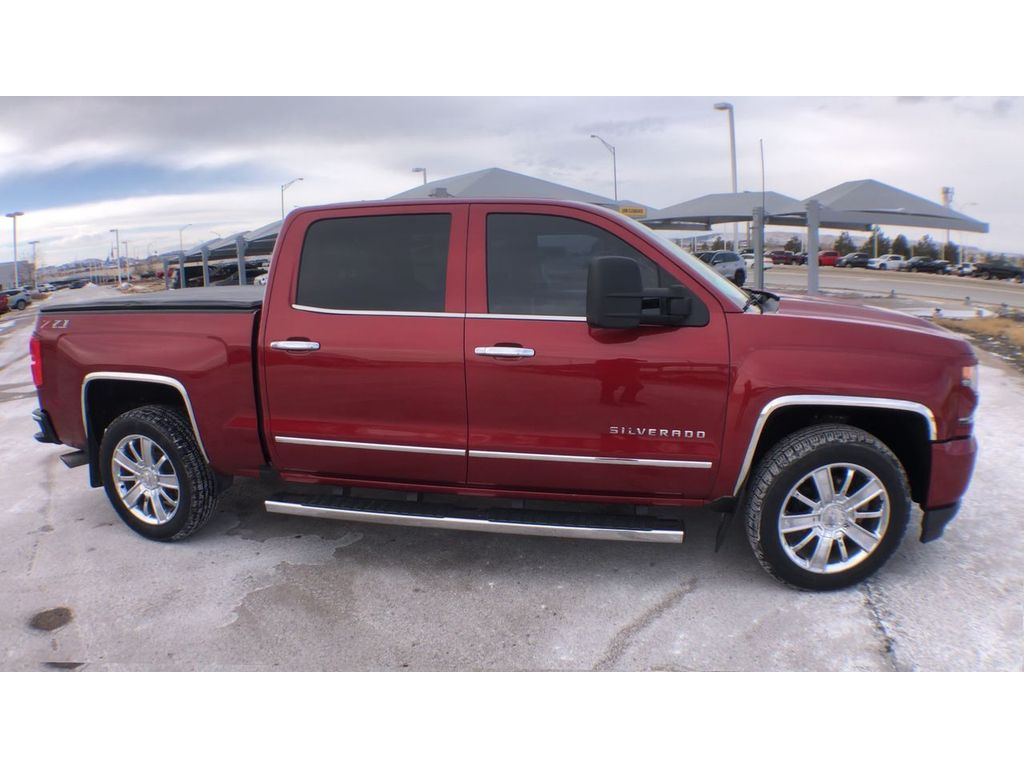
[178, 224, 191, 254]
[589, 135, 618, 201]
[28, 240, 39, 289]
[281, 177, 304, 220]
[109, 228, 121, 285]
[6, 212, 24, 289]
[411, 167, 427, 186]
[122, 241, 129, 284]
[714, 102, 738, 250]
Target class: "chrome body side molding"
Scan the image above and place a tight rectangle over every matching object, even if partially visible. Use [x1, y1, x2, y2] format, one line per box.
[274, 436, 711, 469]
[732, 395, 938, 495]
[275, 435, 464, 456]
[469, 449, 712, 469]
[291, 305, 463, 318]
[81, 372, 210, 463]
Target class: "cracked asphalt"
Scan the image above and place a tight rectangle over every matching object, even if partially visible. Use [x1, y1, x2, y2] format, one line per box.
[1, 293, 1021, 671]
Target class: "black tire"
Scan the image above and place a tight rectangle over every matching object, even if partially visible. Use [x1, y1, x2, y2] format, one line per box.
[743, 423, 910, 591]
[15, 299, 26, 310]
[982, 272, 992, 280]
[733, 269, 746, 287]
[99, 405, 218, 541]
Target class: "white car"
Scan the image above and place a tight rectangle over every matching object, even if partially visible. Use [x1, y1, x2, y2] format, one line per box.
[697, 250, 746, 287]
[867, 254, 905, 270]
[742, 255, 774, 272]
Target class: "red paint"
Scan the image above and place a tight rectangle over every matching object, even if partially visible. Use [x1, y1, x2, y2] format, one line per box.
[33, 198, 978, 514]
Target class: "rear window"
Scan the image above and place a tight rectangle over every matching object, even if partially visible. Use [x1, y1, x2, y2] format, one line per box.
[296, 214, 450, 312]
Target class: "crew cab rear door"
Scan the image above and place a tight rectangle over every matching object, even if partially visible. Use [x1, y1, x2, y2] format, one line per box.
[463, 203, 730, 500]
[259, 203, 468, 485]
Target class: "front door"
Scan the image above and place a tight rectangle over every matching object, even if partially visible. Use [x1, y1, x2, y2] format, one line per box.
[463, 204, 731, 500]
[261, 204, 468, 486]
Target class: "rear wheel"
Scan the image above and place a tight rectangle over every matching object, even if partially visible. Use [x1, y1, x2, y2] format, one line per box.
[100, 405, 218, 541]
[15, 299, 27, 310]
[743, 424, 910, 590]
[733, 269, 746, 287]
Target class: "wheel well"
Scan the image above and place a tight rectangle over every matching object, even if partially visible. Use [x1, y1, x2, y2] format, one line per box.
[752, 406, 931, 504]
[83, 380, 190, 486]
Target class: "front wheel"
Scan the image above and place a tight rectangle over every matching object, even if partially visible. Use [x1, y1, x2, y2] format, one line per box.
[99, 405, 218, 541]
[743, 424, 910, 590]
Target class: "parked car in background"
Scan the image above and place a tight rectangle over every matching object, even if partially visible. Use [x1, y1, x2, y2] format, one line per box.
[1, 287, 32, 310]
[37, 283, 58, 293]
[837, 252, 872, 268]
[867, 254, 905, 270]
[816, 250, 840, 267]
[955, 263, 976, 277]
[743, 255, 774, 272]
[768, 250, 805, 265]
[697, 250, 746, 286]
[972, 260, 1024, 281]
[902, 257, 951, 274]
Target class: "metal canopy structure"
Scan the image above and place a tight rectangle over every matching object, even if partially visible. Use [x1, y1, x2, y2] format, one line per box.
[643, 191, 873, 231]
[389, 166, 663, 221]
[788, 179, 989, 234]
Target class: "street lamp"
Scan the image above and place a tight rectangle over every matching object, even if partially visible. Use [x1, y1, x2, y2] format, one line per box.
[6, 212, 24, 290]
[713, 102, 738, 250]
[28, 240, 39, 289]
[109, 228, 121, 285]
[122, 241, 129, 283]
[589, 135, 618, 201]
[178, 224, 192, 254]
[281, 177, 304, 220]
[411, 167, 427, 186]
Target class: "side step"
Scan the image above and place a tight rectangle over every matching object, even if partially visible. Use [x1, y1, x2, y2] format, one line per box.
[265, 493, 684, 544]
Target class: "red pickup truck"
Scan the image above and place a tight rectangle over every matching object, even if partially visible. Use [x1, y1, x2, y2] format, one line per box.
[29, 199, 979, 590]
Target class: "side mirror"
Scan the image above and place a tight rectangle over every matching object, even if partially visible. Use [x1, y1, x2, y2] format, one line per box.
[587, 256, 643, 329]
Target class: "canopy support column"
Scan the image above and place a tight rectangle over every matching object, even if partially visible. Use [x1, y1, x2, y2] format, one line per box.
[235, 235, 248, 285]
[163, 258, 170, 290]
[177, 252, 185, 289]
[752, 206, 765, 290]
[201, 246, 211, 287]
[806, 199, 820, 296]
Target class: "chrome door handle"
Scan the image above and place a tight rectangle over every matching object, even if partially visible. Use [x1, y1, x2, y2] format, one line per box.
[271, 340, 321, 351]
[474, 346, 535, 358]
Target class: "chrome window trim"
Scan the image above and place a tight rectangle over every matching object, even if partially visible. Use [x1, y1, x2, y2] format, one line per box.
[469, 449, 712, 469]
[275, 435, 464, 456]
[291, 304, 463, 318]
[732, 395, 938, 495]
[81, 372, 210, 463]
[466, 313, 587, 322]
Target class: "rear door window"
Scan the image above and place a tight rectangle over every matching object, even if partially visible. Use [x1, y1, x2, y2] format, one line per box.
[296, 213, 451, 312]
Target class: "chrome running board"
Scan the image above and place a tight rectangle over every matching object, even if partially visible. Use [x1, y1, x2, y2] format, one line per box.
[265, 494, 684, 544]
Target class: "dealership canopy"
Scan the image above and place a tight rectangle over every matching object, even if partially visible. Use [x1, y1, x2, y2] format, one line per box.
[642, 191, 872, 231]
[390, 166, 675, 223]
[786, 179, 989, 234]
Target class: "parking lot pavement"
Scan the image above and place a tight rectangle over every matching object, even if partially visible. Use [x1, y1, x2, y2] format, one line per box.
[1, 316, 1020, 672]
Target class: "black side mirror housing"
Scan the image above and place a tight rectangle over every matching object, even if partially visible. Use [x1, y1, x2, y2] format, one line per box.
[587, 256, 698, 329]
[587, 256, 644, 329]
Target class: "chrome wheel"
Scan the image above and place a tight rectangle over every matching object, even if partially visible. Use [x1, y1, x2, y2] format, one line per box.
[111, 434, 181, 525]
[777, 462, 890, 575]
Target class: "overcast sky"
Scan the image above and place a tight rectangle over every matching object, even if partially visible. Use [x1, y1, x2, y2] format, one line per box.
[0, 96, 1020, 267]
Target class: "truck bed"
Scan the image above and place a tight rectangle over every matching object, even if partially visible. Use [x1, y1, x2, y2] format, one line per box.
[39, 285, 264, 314]
[35, 286, 267, 477]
